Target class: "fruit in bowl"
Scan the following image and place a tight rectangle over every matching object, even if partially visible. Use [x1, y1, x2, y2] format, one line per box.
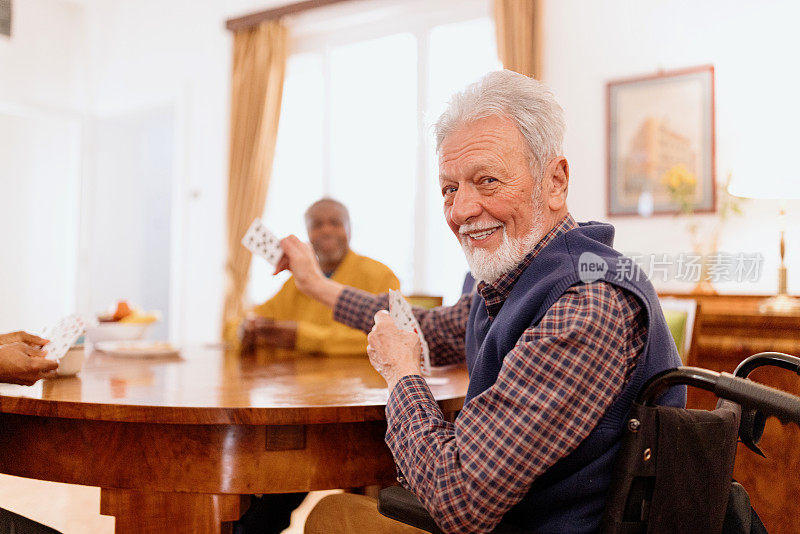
[87, 300, 160, 345]
[97, 300, 158, 324]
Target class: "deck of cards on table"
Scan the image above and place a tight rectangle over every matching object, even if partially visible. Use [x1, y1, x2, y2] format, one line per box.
[242, 218, 283, 266]
[42, 314, 87, 362]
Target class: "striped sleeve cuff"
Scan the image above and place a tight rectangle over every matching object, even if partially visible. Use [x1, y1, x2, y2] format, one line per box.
[386, 375, 443, 430]
[385, 375, 447, 490]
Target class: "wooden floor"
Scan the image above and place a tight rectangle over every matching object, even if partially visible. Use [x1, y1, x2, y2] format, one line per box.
[0, 475, 337, 533]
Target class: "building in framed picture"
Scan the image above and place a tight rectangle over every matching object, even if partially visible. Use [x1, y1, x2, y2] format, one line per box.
[0, 0, 11, 37]
[607, 65, 715, 216]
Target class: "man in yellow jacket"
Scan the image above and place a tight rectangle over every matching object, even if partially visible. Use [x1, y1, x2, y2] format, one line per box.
[232, 198, 400, 357]
[232, 198, 400, 534]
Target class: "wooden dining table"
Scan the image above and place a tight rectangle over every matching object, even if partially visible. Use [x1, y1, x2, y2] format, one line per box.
[0, 347, 469, 533]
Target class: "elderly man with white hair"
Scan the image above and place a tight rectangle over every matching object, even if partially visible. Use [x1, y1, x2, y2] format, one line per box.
[275, 70, 685, 534]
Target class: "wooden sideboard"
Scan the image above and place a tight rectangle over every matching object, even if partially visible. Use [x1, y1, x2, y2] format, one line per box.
[659, 293, 800, 534]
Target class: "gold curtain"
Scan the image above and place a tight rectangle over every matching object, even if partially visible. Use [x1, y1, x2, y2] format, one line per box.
[222, 20, 289, 337]
[494, 0, 543, 78]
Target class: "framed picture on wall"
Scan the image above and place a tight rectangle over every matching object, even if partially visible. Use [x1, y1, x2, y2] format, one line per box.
[606, 65, 716, 216]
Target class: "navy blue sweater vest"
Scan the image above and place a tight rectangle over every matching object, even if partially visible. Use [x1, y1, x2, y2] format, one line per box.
[464, 221, 685, 533]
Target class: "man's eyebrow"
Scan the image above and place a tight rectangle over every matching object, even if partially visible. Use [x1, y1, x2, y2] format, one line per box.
[469, 163, 499, 176]
[439, 163, 499, 183]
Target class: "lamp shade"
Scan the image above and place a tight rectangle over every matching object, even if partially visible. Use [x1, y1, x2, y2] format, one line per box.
[728, 155, 800, 200]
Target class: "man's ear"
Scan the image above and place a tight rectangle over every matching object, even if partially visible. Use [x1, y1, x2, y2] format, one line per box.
[544, 156, 569, 211]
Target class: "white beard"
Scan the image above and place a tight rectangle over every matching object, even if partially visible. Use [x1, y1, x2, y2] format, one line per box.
[460, 212, 546, 285]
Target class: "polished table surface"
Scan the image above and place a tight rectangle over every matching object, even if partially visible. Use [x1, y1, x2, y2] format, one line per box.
[0, 347, 469, 533]
[0, 347, 468, 424]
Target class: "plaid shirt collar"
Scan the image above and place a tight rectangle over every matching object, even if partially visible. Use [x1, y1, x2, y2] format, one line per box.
[477, 214, 577, 319]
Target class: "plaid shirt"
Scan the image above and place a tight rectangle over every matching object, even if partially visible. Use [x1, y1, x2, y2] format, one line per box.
[333, 215, 646, 534]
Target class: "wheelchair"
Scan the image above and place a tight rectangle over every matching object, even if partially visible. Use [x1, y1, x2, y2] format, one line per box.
[378, 353, 800, 534]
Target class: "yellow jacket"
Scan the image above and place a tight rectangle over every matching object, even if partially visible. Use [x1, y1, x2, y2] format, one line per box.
[228, 250, 399, 356]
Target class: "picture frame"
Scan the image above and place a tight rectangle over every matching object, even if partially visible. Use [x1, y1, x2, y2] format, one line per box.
[606, 65, 716, 217]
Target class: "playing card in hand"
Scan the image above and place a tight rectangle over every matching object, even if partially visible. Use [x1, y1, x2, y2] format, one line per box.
[241, 218, 283, 266]
[388, 289, 431, 375]
[42, 314, 86, 361]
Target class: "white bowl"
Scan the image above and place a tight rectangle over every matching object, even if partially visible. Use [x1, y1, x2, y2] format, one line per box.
[85, 322, 151, 344]
[57, 346, 85, 376]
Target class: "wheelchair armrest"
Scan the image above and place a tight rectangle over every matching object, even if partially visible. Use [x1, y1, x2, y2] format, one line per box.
[378, 486, 444, 534]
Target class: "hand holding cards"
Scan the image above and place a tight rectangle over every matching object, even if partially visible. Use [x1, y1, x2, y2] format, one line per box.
[42, 314, 86, 361]
[0, 339, 57, 386]
[388, 289, 431, 375]
[242, 218, 283, 266]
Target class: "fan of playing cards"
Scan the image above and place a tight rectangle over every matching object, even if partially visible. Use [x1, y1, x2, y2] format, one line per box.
[242, 218, 283, 266]
[389, 289, 431, 375]
[41, 314, 87, 362]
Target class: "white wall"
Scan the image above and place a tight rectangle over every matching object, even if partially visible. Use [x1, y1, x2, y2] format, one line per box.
[0, 110, 81, 332]
[0, 0, 87, 110]
[0, 0, 86, 333]
[543, 0, 800, 294]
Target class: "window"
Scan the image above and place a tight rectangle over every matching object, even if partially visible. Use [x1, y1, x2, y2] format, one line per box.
[247, 0, 501, 306]
[328, 32, 418, 289]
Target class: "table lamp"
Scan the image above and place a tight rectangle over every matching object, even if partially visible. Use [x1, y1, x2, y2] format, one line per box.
[729, 174, 800, 314]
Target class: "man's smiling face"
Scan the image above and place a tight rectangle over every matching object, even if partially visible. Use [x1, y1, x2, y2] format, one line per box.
[439, 114, 546, 282]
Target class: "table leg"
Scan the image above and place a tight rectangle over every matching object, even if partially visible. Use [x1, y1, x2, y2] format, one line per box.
[100, 488, 247, 534]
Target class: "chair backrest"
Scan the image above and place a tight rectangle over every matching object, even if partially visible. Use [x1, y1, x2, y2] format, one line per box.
[659, 297, 699, 364]
[601, 400, 741, 534]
